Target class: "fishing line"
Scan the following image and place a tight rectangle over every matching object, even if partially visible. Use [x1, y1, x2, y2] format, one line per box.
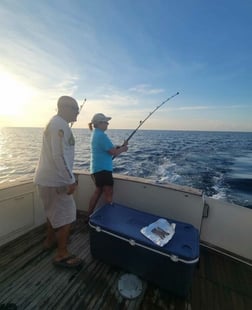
[71, 98, 87, 128]
[113, 92, 179, 159]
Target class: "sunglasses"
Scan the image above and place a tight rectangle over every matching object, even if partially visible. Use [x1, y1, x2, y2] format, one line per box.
[68, 106, 79, 113]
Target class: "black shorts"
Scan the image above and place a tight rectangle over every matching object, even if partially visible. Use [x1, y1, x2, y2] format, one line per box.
[92, 170, 114, 188]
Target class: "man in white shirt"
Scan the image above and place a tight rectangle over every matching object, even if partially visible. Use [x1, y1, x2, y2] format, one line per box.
[34, 95, 83, 268]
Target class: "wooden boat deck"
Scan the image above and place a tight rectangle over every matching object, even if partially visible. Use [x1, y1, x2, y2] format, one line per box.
[0, 214, 251, 310]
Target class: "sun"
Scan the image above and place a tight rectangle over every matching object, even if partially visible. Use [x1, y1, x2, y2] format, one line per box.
[0, 71, 36, 116]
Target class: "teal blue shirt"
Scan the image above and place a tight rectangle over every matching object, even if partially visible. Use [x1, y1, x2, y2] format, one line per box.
[90, 128, 114, 173]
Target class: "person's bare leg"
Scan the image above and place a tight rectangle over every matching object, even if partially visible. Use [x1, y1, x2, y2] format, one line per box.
[43, 219, 56, 249]
[54, 223, 71, 260]
[87, 187, 102, 216]
[103, 185, 113, 204]
[54, 223, 83, 266]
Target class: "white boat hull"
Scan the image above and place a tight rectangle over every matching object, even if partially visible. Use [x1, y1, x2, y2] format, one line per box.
[0, 170, 251, 264]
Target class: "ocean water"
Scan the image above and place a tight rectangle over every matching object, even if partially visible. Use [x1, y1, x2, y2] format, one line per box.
[0, 127, 252, 209]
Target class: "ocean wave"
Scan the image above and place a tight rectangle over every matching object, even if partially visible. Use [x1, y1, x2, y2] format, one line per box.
[1, 127, 252, 208]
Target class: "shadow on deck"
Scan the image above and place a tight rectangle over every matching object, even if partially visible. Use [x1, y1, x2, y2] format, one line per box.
[0, 214, 251, 310]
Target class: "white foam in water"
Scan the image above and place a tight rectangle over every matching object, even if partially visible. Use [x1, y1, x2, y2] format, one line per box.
[212, 191, 226, 200]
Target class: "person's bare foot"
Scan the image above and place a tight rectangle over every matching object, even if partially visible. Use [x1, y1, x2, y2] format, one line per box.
[53, 255, 83, 268]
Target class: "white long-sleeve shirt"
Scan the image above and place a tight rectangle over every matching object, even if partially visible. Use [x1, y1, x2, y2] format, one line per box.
[34, 115, 75, 186]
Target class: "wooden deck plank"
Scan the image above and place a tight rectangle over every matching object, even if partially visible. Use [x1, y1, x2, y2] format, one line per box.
[0, 219, 251, 310]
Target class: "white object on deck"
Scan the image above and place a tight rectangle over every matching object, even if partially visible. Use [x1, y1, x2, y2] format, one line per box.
[118, 273, 143, 299]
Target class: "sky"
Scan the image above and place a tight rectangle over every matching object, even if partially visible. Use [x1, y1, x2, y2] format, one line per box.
[0, 0, 251, 131]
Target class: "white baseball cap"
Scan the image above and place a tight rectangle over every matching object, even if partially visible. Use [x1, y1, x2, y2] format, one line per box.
[91, 113, 111, 124]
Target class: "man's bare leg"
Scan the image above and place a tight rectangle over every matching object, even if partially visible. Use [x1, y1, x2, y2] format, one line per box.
[43, 219, 56, 249]
[54, 223, 83, 266]
[54, 223, 71, 260]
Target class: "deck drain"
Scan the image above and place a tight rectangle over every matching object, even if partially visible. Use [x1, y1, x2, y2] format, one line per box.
[118, 273, 143, 299]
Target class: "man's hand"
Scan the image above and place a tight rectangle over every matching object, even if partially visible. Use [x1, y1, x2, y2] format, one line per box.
[67, 182, 78, 195]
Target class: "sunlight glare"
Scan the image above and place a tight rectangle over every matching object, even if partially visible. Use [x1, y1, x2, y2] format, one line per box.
[0, 71, 36, 116]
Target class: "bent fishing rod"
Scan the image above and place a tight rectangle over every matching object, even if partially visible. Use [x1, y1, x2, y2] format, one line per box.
[113, 91, 179, 159]
[71, 98, 87, 127]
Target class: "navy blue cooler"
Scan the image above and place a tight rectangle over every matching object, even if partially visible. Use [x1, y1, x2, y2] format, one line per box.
[89, 203, 199, 297]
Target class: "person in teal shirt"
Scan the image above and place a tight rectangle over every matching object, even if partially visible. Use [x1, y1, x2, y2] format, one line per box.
[87, 113, 128, 219]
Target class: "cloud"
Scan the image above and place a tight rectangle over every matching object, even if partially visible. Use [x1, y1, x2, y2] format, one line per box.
[169, 104, 252, 112]
[175, 105, 210, 111]
[129, 84, 165, 95]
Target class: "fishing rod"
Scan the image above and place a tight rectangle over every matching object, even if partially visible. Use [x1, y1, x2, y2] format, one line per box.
[125, 92, 179, 143]
[113, 92, 179, 159]
[71, 98, 87, 127]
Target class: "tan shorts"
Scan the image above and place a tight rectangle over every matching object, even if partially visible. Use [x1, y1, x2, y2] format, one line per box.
[38, 185, 76, 229]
